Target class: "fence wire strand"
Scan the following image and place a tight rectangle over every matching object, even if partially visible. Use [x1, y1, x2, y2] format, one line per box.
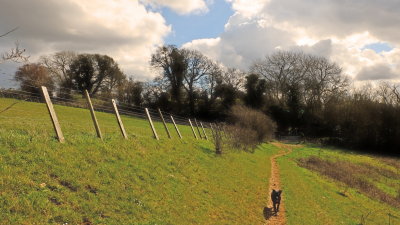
[0, 86, 212, 141]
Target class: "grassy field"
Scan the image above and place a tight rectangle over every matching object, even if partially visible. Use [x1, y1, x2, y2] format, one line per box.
[278, 144, 400, 225]
[2, 97, 400, 224]
[0, 97, 280, 224]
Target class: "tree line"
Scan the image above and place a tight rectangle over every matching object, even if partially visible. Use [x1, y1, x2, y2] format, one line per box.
[11, 46, 400, 154]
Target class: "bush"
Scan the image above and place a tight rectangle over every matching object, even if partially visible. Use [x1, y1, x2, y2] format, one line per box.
[225, 125, 258, 151]
[211, 123, 224, 155]
[226, 105, 276, 151]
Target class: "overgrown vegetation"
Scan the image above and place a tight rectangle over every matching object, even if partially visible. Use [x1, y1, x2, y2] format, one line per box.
[209, 106, 276, 154]
[378, 155, 400, 170]
[225, 105, 276, 152]
[297, 156, 400, 208]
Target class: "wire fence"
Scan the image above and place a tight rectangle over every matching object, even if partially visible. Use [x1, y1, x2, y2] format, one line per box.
[0, 82, 215, 142]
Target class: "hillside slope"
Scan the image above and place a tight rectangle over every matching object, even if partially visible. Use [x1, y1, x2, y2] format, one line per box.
[0, 98, 279, 224]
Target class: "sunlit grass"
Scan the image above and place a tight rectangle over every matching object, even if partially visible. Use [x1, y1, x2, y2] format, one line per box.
[0, 97, 279, 224]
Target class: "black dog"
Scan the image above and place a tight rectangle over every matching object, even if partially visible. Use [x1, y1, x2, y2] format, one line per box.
[271, 189, 282, 215]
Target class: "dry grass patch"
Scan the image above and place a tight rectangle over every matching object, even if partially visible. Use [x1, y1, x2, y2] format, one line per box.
[359, 162, 400, 180]
[378, 157, 400, 170]
[297, 156, 400, 208]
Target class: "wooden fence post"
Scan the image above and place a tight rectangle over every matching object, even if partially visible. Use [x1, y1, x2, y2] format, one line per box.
[194, 118, 203, 139]
[158, 108, 171, 139]
[209, 123, 215, 139]
[170, 115, 182, 139]
[85, 90, 103, 139]
[188, 119, 198, 139]
[41, 86, 65, 143]
[111, 99, 128, 139]
[222, 124, 228, 139]
[145, 108, 159, 140]
[200, 122, 208, 140]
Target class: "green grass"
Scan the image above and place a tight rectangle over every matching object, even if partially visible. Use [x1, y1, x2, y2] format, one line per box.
[0, 97, 279, 224]
[278, 144, 400, 225]
[4, 97, 399, 224]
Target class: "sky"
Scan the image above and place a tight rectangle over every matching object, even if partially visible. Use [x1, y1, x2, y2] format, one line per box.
[1, 0, 400, 86]
[162, 0, 233, 46]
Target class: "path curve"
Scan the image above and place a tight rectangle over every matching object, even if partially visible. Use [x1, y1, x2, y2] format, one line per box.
[264, 143, 293, 225]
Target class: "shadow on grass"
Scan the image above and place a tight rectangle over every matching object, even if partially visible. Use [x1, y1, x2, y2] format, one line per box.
[199, 146, 214, 155]
[263, 207, 276, 220]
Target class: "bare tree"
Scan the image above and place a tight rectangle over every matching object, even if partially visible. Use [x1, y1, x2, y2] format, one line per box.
[303, 56, 348, 110]
[251, 51, 309, 105]
[1, 28, 29, 64]
[221, 67, 246, 91]
[14, 63, 54, 94]
[117, 78, 143, 106]
[41, 51, 76, 97]
[181, 49, 220, 114]
[391, 85, 400, 105]
[251, 50, 348, 108]
[201, 65, 222, 101]
[376, 82, 400, 106]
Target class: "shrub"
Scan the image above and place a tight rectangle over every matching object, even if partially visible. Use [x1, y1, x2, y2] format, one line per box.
[211, 123, 224, 155]
[226, 105, 276, 151]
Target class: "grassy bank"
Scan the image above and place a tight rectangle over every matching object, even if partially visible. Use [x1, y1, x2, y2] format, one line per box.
[0, 97, 279, 224]
[277, 144, 400, 225]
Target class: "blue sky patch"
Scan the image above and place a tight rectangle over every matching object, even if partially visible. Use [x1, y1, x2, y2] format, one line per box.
[162, 0, 233, 47]
[363, 42, 393, 53]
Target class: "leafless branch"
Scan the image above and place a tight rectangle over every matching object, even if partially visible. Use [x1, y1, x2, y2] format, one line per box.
[1, 42, 29, 63]
[0, 27, 19, 38]
[1, 27, 29, 64]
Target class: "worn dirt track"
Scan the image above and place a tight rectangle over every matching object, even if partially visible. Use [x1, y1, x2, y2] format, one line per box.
[264, 143, 293, 225]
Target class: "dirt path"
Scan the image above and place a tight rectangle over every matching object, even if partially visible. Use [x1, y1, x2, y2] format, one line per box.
[263, 143, 293, 225]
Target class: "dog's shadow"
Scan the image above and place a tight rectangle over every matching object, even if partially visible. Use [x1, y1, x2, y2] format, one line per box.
[263, 207, 276, 220]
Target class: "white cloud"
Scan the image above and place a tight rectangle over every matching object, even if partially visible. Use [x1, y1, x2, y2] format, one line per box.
[184, 13, 293, 69]
[182, 37, 221, 59]
[295, 39, 332, 58]
[328, 33, 400, 81]
[141, 0, 208, 14]
[356, 63, 399, 81]
[182, 0, 400, 83]
[225, 0, 269, 18]
[2, 0, 400, 83]
[0, 0, 171, 79]
[264, 0, 400, 45]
